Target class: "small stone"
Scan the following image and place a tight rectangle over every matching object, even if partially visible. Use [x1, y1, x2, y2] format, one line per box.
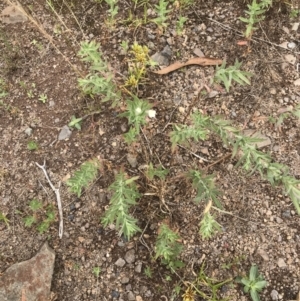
[276, 217, 283, 224]
[277, 258, 287, 268]
[292, 22, 299, 31]
[58, 125, 72, 140]
[284, 54, 296, 64]
[124, 249, 135, 264]
[178, 107, 185, 114]
[135, 262, 142, 273]
[24, 127, 33, 136]
[49, 100, 55, 107]
[0, 242, 55, 300]
[150, 45, 172, 66]
[227, 164, 233, 171]
[294, 78, 300, 86]
[112, 141, 117, 147]
[136, 296, 143, 301]
[128, 291, 135, 301]
[127, 154, 138, 168]
[271, 289, 279, 300]
[121, 276, 130, 284]
[111, 290, 120, 298]
[115, 258, 126, 267]
[270, 88, 276, 95]
[257, 249, 269, 261]
[207, 36, 212, 42]
[193, 48, 204, 57]
[207, 90, 218, 98]
[78, 237, 85, 243]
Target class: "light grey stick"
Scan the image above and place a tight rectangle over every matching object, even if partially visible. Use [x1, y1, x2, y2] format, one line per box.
[35, 160, 63, 239]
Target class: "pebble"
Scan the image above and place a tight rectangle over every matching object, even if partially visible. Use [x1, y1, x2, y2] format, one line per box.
[127, 291, 135, 301]
[127, 153, 138, 168]
[277, 258, 287, 268]
[271, 289, 279, 300]
[124, 249, 135, 264]
[121, 276, 130, 284]
[207, 36, 212, 42]
[58, 125, 72, 140]
[111, 290, 120, 298]
[24, 127, 33, 136]
[115, 258, 126, 267]
[257, 249, 269, 261]
[135, 262, 142, 273]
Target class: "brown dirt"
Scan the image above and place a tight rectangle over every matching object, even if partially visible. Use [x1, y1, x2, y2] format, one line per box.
[1, 0, 300, 300]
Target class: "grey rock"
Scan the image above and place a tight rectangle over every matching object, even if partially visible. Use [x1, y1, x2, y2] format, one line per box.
[121, 276, 130, 284]
[193, 48, 204, 57]
[135, 262, 142, 273]
[0, 242, 55, 301]
[151, 45, 172, 66]
[127, 153, 138, 168]
[58, 125, 72, 140]
[271, 289, 279, 300]
[49, 100, 55, 107]
[25, 127, 33, 136]
[277, 258, 287, 268]
[115, 258, 126, 267]
[124, 249, 135, 264]
[127, 291, 135, 301]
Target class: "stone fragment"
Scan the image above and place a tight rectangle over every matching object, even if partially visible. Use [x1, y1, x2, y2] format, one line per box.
[115, 258, 126, 267]
[277, 258, 287, 268]
[294, 78, 300, 86]
[151, 45, 172, 66]
[128, 291, 135, 301]
[271, 289, 279, 300]
[257, 248, 269, 261]
[121, 276, 130, 284]
[0, 242, 55, 301]
[193, 48, 204, 57]
[127, 153, 138, 168]
[1, 5, 28, 24]
[135, 262, 142, 273]
[58, 125, 72, 140]
[124, 249, 135, 264]
[284, 54, 296, 64]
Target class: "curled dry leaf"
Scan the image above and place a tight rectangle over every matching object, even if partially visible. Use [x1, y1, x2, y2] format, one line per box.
[152, 57, 223, 75]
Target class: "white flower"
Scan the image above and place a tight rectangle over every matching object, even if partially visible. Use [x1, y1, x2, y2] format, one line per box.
[147, 109, 156, 118]
[135, 107, 142, 115]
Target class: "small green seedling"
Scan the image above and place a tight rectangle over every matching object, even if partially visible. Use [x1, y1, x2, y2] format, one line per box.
[27, 141, 38, 151]
[0, 212, 10, 228]
[38, 93, 47, 103]
[120, 40, 129, 53]
[66, 159, 99, 197]
[68, 115, 83, 130]
[214, 60, 252, 92]
[237, 265, 267, 301]
[24, 200, 55, 234]
[92, 266, 101, 277]
[152, 0, 171, 30]
[144, 266, 153, 278]
[101, 172, 141, 240]
[176, 15, 188, 35]
[239, 0, 272, 38]
[145, 163, 169, 181]
[155, 223, 184, 270]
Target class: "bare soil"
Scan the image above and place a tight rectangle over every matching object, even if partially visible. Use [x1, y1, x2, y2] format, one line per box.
[1, 0, 300, 300]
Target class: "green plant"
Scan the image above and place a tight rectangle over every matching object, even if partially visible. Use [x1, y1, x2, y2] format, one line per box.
[144, 266, 153, 278]
[239, 0, 272, 38]
[27, 141, 38, 151]
[155, 223, 184, 270]
[0, 212, 10, 228]
[0, 78, 8, 98]
[237, 265, 267, 301]
[68, 115, 83, 130]
[182, 262, 232, 301]
[124, 42, 156, 89]
[176, 15, 188, 35]
[78, 41, 120, 106]
[92, 266, 101, 277]
[66, 159, 99, 197]
[152, 0, 171, 30]
[104, 0, 119, 25]
[101, 172, 141, 239]
[290, 8, 299, 18]
[214, 60, 252, 92]
[145, 163, 169, 180]
[38, 93, 47, 103]
[24, 200, 55, 234]
[120, 40, 129, 53]
[120, 96, 151, 143]
[187, 169, 222, 208]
